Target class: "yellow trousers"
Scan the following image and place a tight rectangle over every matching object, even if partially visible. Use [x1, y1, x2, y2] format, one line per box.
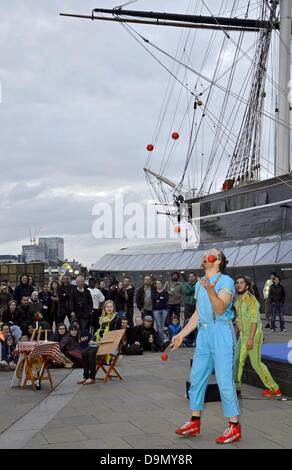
[235, 333, 278, 391]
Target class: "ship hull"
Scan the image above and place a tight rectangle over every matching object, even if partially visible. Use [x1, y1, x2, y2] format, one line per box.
[186, 173, 292, 242]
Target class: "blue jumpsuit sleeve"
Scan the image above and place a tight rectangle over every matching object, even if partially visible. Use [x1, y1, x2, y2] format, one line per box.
[217, 276, 235, 298]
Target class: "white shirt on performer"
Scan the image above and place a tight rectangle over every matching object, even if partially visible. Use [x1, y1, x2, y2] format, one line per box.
[88, 288, 105, 309]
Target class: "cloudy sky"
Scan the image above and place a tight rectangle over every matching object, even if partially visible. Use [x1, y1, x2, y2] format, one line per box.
[0, 1, 265, 267]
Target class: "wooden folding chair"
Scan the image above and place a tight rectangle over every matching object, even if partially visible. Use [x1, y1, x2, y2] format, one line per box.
[95, 329, 125, 383]
[31, 327, 50, 341]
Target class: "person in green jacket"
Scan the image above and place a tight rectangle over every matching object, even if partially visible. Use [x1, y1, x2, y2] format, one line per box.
[183, 272, 197, 323]
[234, 276, 281, 398]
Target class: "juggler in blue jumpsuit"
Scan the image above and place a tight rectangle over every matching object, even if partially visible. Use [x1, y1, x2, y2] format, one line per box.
[189, 273, 240, 418]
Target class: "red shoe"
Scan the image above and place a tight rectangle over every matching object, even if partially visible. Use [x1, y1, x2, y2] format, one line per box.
[175, 418, 201, 437]
[262, 388, 282, 398]
[216, 423, 241, 444]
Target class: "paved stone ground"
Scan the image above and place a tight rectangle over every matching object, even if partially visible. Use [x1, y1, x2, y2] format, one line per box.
[0, 323, 291, 449]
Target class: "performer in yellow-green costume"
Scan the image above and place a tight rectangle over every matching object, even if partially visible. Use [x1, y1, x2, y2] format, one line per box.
[234, 276, 281, 398]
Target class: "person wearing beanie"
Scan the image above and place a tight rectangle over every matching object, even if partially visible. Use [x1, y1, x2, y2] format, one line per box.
[134, 316, 160, 352]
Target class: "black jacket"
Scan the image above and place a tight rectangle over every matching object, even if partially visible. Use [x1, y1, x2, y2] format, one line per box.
[136, 286, 155, 311]
[99, 288, 109, 302]
[39, 291, 53, 316]
[134, 324, 160, 350]
[125, 286, 135, 310]
[109, 287, 127, 312]
[269, 284, 286, 304]
[14, 284, 33, 305]
[59, 284, 74, 307]
[151, 289, 169, 311]
[50, 331, 68, 342]
[70, 287, 93, 320]
[59, 333, 80, 353]
[16, 304, 35, 331]
[2, 309, 18, 324]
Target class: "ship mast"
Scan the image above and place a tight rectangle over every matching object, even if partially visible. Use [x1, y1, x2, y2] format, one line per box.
[277, 0, 292, 175]
[60, 2, 291, 181]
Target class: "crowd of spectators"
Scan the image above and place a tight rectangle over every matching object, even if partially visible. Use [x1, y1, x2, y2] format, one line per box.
[0, 270, 286, 372]
[0, 272, 195, 371]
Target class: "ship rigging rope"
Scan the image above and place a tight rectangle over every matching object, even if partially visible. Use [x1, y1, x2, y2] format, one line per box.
[178, 0, 237, 190]
[114, 0, 140, 9]
[198, 1, 289, 99]
[199, 1, 245, 193]
[122, 17, 278, 192]
[159, 0, 227, 179]
[120, 22, 292, 134]
[146, 0, 202, 171]
[158, 30, 197, 176]
[114, 2, 290, 211]
[157, 0, 202, 174]
[160, 32, 264, 181]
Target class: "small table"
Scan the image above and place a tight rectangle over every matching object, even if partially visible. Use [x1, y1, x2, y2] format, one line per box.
[14, 341, 63, 391]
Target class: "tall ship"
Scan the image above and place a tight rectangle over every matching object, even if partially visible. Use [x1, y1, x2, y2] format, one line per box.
[62, 2, 292, 305]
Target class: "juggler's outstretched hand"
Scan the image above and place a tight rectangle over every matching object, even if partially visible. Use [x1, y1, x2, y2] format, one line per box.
[171, 334, 184, 351]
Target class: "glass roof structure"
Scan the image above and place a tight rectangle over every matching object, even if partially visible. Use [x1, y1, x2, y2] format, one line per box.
[91, 233, 292, 272]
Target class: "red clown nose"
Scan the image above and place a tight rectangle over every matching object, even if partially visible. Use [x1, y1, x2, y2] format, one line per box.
[147, 144, 154, 152]
[161, 353, 168, 361]
[207, 255, 217, 263]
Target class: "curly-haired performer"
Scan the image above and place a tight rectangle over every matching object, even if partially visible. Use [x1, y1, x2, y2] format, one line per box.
[234, 276, 281, 398]
[171, 248, 241, 444]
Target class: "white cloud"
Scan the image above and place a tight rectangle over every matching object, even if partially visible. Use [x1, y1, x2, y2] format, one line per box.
[0, 0, 263, 266]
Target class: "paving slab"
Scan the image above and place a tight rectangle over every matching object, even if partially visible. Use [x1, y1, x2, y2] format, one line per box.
[1, 323, 292, 449]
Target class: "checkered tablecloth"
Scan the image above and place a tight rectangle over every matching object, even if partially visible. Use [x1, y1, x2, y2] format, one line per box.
[15, 341, 64, 365]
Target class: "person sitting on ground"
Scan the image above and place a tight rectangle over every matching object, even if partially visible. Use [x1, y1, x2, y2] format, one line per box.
[0, 334, 17, 370]
[20, 323, 35, 342]
[113, 310, 128, 330]
[2, 300, 18, 325]
[168, 315, 182, 341]
[135, 317, 143, 327]
[59, 324, 83, 366]
[0, 323, 11, 344]
[121, 318, 134, 347]
[120, 318, 143, 355]
[50, 323, 68, 343]
[48, 323, 72, 368]
[134, 315, 160, 352]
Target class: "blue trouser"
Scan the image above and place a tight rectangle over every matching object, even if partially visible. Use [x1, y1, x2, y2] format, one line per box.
[189, 321, 240, 418]
[271, 303, 285, 330]
[153, 309, 168, 345]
